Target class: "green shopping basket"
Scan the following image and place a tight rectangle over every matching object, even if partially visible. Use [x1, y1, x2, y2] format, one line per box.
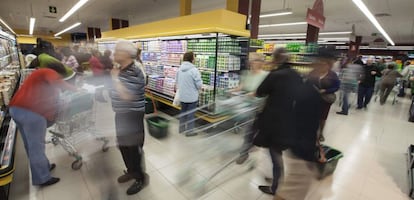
[145, 89, 169, 139]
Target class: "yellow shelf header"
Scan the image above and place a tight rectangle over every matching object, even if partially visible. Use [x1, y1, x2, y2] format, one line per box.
[101, 9, 250, 40]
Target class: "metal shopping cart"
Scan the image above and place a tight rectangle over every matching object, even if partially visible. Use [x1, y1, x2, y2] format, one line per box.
[49, 90, 109, 170]
[174, 93, 262, 196]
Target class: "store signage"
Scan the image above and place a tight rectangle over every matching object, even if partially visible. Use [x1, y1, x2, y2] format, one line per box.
[306, 8, 325, 29]
[49, 6, 57, 14]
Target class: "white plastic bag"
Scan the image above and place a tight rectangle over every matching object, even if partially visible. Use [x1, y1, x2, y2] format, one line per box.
[173, 90, 180, 106]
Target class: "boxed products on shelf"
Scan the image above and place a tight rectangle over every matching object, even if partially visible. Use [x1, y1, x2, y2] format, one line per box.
[217, 55, 240, 71]
[199, 85, 214, 106]
[195, 55, 215, 69]
[217, 73, 239, 89]
[163, 78, 176, 97]
[201, 71, 215, 86]
[292, 65, 313, 75]
[164, 66, 178, 79]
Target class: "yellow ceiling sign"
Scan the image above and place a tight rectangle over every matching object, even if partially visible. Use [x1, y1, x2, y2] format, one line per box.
[101, 9, 249, 39]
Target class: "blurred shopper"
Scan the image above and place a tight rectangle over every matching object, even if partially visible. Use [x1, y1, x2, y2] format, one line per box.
[233, 53, 269, 164]
[401, 61, 414, 97]
[9, 62, 77, 186]
[110, 40, 147, 195]
[307, 47, 340, 141]
[379, 63, 403, 105]
[89, 49, 106, 102]
[176, 52, 202, 136]
[353, 55, 364, 65]
[337, 59, 362, 115]
[374, 58, 387, 98]
[100, 50, 114, 95]
[61, 47, 80, 71]
[254, 48, 302, 195]
[274, 68, 322, 200]
[135, 48, 147, 83]
[357, 58, 382, 109]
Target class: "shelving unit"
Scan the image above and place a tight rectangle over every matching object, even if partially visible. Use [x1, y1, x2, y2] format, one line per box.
[98, 9, 250, 119]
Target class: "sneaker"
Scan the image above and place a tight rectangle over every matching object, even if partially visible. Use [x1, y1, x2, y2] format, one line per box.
[336, 111, 348, 115]
[40, 177, 60, 186]
[118, 170, 135, 183]
[258, 185, 275, 195]
[236, 154, 249, 165]
[185, 132, 198, 137]
[126, 180, 144, 195]
[49, 163, 56, 172]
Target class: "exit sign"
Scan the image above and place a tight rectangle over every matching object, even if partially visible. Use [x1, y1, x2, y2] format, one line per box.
[49, 6, 57, 14]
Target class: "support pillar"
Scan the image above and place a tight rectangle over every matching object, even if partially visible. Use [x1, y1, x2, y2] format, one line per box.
[180, 0, 192, 16]
[348, 36, 362, 59]
[306, 24, 319, 44]
[250, 0, 261, 39]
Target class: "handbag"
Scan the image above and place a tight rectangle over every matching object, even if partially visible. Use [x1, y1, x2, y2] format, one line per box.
[321, 93, 337, 104]
[173, 89, 180, 106]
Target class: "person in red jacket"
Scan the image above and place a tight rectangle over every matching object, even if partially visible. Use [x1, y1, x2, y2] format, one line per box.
[9, 62, 77, 186]
[89, 50, 106, 102]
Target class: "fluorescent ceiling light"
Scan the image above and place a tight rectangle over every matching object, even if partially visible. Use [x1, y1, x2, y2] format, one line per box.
[318, 42, 347, 45]
[29, 17, 35, 35]
[0, 17, 16, 34]
[319, 31, 352, 35]
[54, 22, 81, 36]
[319, 37, 350, 41]
[259, 31, 352, 38]
[260, 9, 293, 18]
[352, 0, 395, 46]
[259, 22, 307, 28]
[59, 0, 89, 22]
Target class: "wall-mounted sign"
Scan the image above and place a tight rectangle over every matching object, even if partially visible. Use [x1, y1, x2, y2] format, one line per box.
[49, 6, 57, 14]
[306, 8, 325, 29]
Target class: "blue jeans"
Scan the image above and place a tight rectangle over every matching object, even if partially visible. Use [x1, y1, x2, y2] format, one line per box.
[341, 90, 350, 114]
[357, 86, 374, 108]
[179, 102, 197, 133]
[9, 107, 52, 185]
[269, 147, 284, 193]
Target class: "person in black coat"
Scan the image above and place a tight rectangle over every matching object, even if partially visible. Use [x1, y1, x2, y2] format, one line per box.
[254, 48, 303, 196]
[357, 58, 382, 109]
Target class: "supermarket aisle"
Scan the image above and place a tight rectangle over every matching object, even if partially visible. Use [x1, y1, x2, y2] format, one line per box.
[9, 94, 414, 200]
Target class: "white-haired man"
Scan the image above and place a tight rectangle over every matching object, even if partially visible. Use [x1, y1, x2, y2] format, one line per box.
[110, 40, 147, 195]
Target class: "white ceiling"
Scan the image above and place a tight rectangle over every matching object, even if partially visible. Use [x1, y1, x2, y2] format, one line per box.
[0, 0, 413, 44]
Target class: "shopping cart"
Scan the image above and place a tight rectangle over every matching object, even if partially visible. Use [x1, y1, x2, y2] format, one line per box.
[49, 90, 109, 170]
[174, 93, 262, 196]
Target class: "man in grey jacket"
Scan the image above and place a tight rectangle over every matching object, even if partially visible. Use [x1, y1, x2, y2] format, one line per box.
[176, 52, 202, 136]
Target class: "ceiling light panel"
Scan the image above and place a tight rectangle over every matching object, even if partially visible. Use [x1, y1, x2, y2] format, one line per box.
[59, 0, 89, 22]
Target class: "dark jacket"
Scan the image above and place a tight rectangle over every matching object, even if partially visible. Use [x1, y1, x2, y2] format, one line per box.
[360, 64, 382, 88]
[255, 64, 303, 150]
[308, 70, 340, 94]
[290, 80, 321, 161]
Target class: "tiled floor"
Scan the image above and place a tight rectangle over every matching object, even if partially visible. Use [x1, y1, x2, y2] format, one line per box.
[9, 93, 414, 200]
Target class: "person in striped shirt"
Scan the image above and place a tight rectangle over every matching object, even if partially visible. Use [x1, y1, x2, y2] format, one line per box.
[110, 40, 147, 195]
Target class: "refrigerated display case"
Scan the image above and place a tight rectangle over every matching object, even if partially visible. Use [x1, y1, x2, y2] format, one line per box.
[0, 28, 21, 200]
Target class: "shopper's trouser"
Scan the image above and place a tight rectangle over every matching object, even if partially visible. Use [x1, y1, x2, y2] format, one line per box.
[374, 80, 382, 96]
[277, 151, 320, 200]
[357, 86, 374, 108]
[9, 107, 52, 185]
[179, 102, 197, 133]
[240, 121, 255, 155]
[380, 83, 394, 104]
[269, 147, 284, 193]
[115, 111, 145, 180]
[341, 90, 350, 114]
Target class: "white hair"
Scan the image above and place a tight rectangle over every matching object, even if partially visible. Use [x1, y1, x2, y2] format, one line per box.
[115, 40, 137, 58]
